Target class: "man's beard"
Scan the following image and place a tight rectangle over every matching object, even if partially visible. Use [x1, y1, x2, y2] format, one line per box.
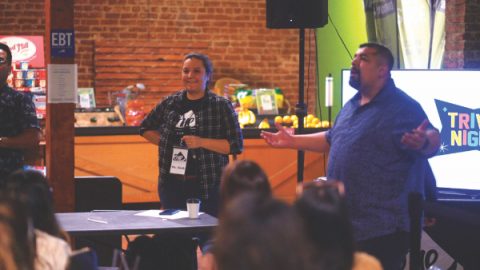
[349, 73, 360, 90]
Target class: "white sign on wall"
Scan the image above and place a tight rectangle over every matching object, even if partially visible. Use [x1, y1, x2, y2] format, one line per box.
[47, 64, 78, 104]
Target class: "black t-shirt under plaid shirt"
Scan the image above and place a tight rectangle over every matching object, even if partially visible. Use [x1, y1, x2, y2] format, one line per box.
[140, 90, 243, 199]
[174, 94, 202, 175]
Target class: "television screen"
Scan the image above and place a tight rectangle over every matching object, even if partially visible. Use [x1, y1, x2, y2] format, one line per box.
[341, 70, 480, 193]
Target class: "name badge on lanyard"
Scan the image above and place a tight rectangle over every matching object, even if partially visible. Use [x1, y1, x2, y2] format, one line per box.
[170, 146, 188, 175]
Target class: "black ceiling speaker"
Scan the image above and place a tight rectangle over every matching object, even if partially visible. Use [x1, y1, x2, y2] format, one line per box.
[266, 0, 328, 29]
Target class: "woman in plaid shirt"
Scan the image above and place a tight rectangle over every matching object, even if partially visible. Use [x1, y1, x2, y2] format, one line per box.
[140, 53, 243, 217]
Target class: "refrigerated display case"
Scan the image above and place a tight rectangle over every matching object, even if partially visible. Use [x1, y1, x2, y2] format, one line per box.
[0, 36, 47, 166]
[0, 36, 47, 120]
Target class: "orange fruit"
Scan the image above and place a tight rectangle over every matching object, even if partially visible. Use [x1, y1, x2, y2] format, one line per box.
[274, 116, 283, 124]
[283, 115, 292, 125]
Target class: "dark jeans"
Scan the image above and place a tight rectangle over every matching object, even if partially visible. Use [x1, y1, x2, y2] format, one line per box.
[159, 175, 219, 217]
[357, 231, 409, 270]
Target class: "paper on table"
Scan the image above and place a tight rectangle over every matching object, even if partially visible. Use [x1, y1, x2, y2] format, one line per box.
[135, 210, 203, 220]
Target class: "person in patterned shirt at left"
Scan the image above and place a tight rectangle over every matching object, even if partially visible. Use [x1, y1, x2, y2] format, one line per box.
[0, 43, 42, 186]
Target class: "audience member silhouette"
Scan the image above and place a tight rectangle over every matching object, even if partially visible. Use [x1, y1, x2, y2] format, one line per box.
[295, 180, 382, 270]
[214, 193, 316, 270]
[0, 217, 17, 270]
[219, 159, 271, 207]
[4, 169, 71, 270]
[0, 196, 35, 270]
[200, 160, 272, 270]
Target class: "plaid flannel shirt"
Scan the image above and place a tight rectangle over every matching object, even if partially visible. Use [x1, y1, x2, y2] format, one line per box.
[140, 90, 243, 199]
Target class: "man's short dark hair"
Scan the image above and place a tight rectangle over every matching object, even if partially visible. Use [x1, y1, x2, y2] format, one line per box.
[359, 42, 394, 71]
[0, 43, 13, 66]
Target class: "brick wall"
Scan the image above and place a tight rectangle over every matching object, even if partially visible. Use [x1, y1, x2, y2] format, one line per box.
[464, 0, 480, 68]
[0, 0, 318, 113]
[444, 0, 480, 69]
[4, 1, 474, 110]
[444, 0, 466, 68]
[0, 1, 45, 35]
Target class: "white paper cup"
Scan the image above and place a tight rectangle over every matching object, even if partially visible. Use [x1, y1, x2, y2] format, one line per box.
[186, 198, 201, 219]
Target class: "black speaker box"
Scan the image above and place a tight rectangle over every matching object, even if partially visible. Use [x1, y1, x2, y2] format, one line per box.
[266, 0, 328, 29]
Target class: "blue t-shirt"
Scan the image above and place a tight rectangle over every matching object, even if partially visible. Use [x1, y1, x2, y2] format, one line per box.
[326, 79, 432, 241]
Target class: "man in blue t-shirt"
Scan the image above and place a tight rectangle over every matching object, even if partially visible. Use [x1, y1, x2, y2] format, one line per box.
[0, 43, 41, 185]
[261, 43, 440, 270]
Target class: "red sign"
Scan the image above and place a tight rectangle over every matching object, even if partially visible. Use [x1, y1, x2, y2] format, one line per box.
[0, 36, 45, 68]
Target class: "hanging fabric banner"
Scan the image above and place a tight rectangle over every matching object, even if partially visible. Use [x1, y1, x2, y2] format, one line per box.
[364, 0, 401, 68]
[430, 0, 446, 68]
[363, 0, 445, 69]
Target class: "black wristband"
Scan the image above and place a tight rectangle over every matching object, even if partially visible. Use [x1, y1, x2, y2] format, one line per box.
[421, 138, 430, 151]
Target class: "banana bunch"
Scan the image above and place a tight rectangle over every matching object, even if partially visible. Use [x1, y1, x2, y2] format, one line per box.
[238, 108, 256, 128]
[258, 118, 270, 129]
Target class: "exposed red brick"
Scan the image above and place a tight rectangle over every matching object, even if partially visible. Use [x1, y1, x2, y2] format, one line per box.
[445, 0, 467, 69]
[8, 1, 473, 111]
